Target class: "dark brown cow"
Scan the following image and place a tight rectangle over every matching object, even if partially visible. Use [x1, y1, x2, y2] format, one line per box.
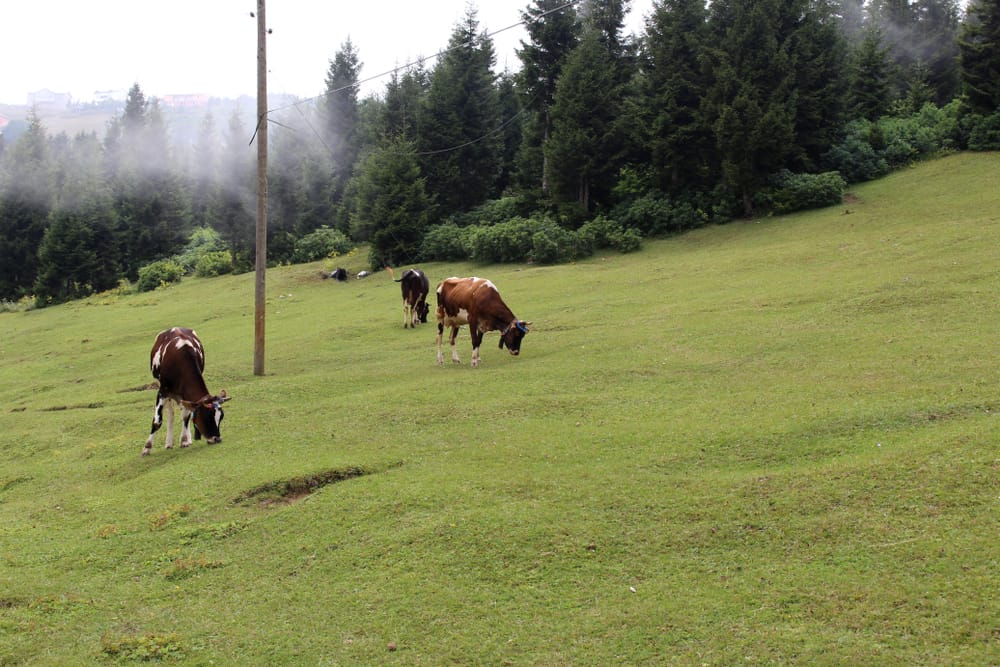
[395, 268, 430, 328]
[436, 276, 531, 367]
[143, 327, 230, 456]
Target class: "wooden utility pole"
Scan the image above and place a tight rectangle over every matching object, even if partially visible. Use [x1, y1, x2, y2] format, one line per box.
[254, 0, 268, 376]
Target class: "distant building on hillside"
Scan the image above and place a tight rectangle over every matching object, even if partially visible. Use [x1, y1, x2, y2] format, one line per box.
[160, 93, 210, 108]
[93, 89, 128, 104]
[27, 89, 72, 109]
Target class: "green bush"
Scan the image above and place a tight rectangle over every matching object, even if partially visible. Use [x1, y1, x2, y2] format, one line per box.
[177, 227, 225, 271]
[967, 111, 1000, 151]
[194, 251, 233, 278]
[292, 226, 354, 263]
[767, 170, 847, 214]
[420, 223, 473, 261]
[136, 259, 185, 292]
[614, 193, 701, 236]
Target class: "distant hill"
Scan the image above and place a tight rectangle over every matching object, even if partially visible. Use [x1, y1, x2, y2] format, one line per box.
[0, 94, 272, 146]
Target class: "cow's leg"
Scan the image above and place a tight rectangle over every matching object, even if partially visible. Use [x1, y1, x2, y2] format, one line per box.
[403, 299, 410, 328]
[470, 329, 484, 368]
[163, 399, 176, 449]
[450, 326, 462, 364]
[143, 392, 166, 456]
[179, 404, 194, 447]
[436, 323, 446, 365]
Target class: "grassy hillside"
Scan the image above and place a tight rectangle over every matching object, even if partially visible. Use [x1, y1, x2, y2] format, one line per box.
[1, 153, 998, 665]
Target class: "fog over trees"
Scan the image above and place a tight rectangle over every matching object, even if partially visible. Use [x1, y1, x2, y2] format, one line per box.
[2, 0, 999, 305]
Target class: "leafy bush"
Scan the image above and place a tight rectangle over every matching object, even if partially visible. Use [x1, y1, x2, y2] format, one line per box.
[967, 111, 1000, 151]
[530, 223, 589, 264]
[824, 103, 961, 183]
[766, 170, 847, 214]
[421, 215, 640, 265]
[451, 197, 529, 227]
[292, 226, 354, 263]
[194, 251, 233, 278]
[613, 192, 702, 236]
[177, 227, 225, 271]
[136, 259, 185, 292]
[469, 217, 537, 263]
[420, 223, 474, 261]
[824, 120, 891, 183]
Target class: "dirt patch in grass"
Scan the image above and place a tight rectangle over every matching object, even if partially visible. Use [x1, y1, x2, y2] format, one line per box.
[232, 465, 374, 507]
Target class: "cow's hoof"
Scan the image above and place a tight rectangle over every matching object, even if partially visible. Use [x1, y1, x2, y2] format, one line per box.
[141, 449, 151, 457]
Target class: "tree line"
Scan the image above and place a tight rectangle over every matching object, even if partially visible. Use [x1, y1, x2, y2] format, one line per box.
[2, 0, 999, 306]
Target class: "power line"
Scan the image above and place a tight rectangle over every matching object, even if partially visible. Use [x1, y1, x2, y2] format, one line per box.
[264, 0, 582, 117]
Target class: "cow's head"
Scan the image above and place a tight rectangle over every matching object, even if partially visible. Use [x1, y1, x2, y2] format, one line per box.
[499, 320, 531, 355]
[417, 301, 430, 323]
[192, 390, 230, 444]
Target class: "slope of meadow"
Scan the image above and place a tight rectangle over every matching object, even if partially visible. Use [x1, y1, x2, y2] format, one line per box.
[1, 153, 998, 665]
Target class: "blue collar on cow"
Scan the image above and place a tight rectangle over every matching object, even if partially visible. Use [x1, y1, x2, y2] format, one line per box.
[502, 320, 527, 336]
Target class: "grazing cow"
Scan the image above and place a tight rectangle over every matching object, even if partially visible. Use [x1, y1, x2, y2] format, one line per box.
[143, 327, 230, 456]
[436, 276, 531, 367]
[394, 268, 430, 328]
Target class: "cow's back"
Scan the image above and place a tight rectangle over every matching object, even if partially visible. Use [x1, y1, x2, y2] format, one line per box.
[436, 277, 487, 325]
[150, 327, 206, 397]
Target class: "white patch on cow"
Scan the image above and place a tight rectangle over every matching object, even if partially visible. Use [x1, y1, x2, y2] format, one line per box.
[471, 346, 481, 367]
[151, 344, 165, 372]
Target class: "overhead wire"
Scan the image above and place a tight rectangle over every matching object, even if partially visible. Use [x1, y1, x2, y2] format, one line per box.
[256, 0, 582, 156]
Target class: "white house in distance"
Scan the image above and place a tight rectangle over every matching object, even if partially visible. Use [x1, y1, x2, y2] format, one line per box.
[27, 89, 72, 109]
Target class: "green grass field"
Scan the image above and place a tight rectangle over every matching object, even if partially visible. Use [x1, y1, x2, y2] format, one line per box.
[1, 153, 998, 665]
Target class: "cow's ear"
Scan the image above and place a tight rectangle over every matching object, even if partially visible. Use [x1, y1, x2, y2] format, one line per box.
[218, 390, 232, 403]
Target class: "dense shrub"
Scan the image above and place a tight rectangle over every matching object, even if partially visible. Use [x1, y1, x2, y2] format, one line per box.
[824, 120, 891, 183]
[194, 251, 233, 278]
[177, 227, 225, 271]
[291, 226, 353, 263]
[136, 259, 185, 292]
[451, 197, 529, 227]
[967, 111, 1000, 151]
[613, 192, 702, 236]
[469, 217, 537, 263]
[824, 103, 961, 183]
[421, 215, 640, 265]
[765, 170, 847, 214]
[420, 223, 473, 261]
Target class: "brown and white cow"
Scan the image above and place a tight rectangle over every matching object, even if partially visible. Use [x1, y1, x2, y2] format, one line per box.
[395, 268, 430, 328]
[436, 276, 531, 367]
[143, 327, 230, 456]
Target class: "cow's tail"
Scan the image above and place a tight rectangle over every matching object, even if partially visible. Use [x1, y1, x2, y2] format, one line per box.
[386, 265, 403, 283]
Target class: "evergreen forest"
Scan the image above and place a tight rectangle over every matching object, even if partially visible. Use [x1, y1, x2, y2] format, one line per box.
[2, 0, 1000, 306]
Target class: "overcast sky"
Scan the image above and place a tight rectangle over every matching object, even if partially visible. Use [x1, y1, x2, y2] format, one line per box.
[1, 0, 654, 106]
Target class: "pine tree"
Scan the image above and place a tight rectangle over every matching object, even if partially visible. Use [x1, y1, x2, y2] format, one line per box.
[418, 7, 502, 215]
[347, 139, 433, 268]
[0, 109, 51, 299]
[960, 0, 1000, 113]
[382, 62, 429, 141]
[323, 38, 363, 203]
[216, 111, 255, 269]
[516, 0, 580, 194]
[191, 112, 220, 229]
[850, 25, 895, 119]
[704, 0, 797, 215]
[640, 0, 713, 192]
[546, 29, 623, 210]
